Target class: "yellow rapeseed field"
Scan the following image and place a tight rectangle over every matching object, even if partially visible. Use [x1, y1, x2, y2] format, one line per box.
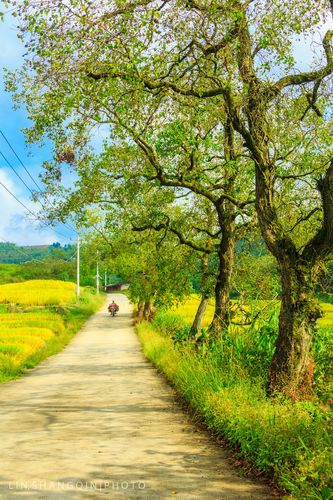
[173, 295, 333, 327]
[0, 280, 73, 378]
[0, 327, 54, 361]
[0, 312, 65, 333]
[0, 279, 76, 306]
[172, 295, 215, 327]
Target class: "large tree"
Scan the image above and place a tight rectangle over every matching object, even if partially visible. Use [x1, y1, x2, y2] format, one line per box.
[36, 136, 249, 334]
[114, 106, 254, 334]
[7, 0, 333, 395]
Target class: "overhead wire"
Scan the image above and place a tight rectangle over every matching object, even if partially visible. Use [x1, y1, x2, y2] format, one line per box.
[0, 15, 78, 238]
[0, 149, 35, 196]
[0, 132, 112, 244]
[0, 177, 70, 241]
[0, 129, 43, 192]
[0, 129, 77, 235]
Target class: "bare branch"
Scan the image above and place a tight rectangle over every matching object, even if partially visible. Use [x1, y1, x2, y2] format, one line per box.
[132, 222, 213, 253]
[287, 207, 321, 233]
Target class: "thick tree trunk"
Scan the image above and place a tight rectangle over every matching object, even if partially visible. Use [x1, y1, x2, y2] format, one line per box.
[209, 276, 231, 333]
[190, 293, 209, 337]
[208, 221, 235, 335]
[268, 260, 322, 396]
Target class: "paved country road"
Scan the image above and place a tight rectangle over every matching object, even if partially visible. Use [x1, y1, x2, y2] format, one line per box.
[0, 295, 274, 499]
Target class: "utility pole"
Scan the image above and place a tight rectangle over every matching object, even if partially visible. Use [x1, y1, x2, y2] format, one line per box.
[104, 269, 107, 291]
[76, 236, 80, 298]
[96, 261, 100, 294]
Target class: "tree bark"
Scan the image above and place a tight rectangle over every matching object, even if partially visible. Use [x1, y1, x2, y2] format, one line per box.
[253, 157, 323, 396]
[143, 300, 153, 321]
[136, 300, 144, 322]
[190, 293, 209, 337]
[268, 259, 322, 396]
[208, 215, 235, 335]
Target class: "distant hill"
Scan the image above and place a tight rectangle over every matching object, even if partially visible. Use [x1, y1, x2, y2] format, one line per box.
[0, 242, 75, 264]
[0, 242, 98, 287]
[24, 245, 50, 249]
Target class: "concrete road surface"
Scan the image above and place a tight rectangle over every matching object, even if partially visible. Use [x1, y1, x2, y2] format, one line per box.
[0, 294, 274, 499]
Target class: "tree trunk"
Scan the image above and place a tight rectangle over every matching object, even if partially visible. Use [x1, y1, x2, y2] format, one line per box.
[143, 300, 153, 321]
[268, 260, 322, 396]
[136, 300, 144, 322]
[208, 219, 235, 336]
[190, 293, 209, 337]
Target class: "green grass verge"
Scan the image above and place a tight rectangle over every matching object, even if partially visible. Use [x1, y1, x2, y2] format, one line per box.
[0, 290, 105, 382]
[136, 321, 333, 500]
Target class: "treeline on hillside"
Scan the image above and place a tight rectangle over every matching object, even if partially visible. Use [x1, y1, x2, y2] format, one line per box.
[0, 260, 76, 284]
[8, 0, 333, 399]
[0, 242, 75, 264]
[0, 243, 99, 287]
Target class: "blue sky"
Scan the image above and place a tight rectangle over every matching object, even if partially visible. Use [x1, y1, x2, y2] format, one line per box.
[0, 8, 76, 246]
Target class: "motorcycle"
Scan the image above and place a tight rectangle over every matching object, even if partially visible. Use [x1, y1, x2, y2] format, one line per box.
[108, 304, 119, 317]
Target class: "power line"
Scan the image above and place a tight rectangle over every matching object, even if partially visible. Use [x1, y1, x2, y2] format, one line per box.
[0, 139, 108, 256]
[0, 177, 36, 216]
[0, 129, 77, 234]
[0, 178, 70, 241]
[0, 149, 35, 196]
[0, 129, 42, 192]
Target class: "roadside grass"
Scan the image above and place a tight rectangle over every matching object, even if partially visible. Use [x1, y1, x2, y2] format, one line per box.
[0, 281, 105, 382]
[137, 321, 332, 499]
[172, 295, 332, 396]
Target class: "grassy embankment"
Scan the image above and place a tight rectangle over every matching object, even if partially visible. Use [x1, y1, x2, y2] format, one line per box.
[0, 280, 105, 382]
[136, 295, 333, 499]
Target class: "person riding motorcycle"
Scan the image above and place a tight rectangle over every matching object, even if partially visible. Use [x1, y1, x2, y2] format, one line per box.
[108, 300, 119, 315]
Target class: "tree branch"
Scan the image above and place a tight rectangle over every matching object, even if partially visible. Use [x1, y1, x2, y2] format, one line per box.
[303, 159, 333, 261]
[132, 222, 213, 253]
[287, 207, 321, 233]
[269, 30, 333, 98]
[87, 70, 228, 98]
[193, 226, 221, 238]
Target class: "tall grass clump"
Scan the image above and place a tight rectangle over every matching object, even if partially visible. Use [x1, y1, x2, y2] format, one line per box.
[152, 311, 191, 343]
[137, 311, 333, 499]
[312, 326, 333, 398]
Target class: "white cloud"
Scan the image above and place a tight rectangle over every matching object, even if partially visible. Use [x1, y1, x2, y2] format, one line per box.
[0, 169, 71, 245]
